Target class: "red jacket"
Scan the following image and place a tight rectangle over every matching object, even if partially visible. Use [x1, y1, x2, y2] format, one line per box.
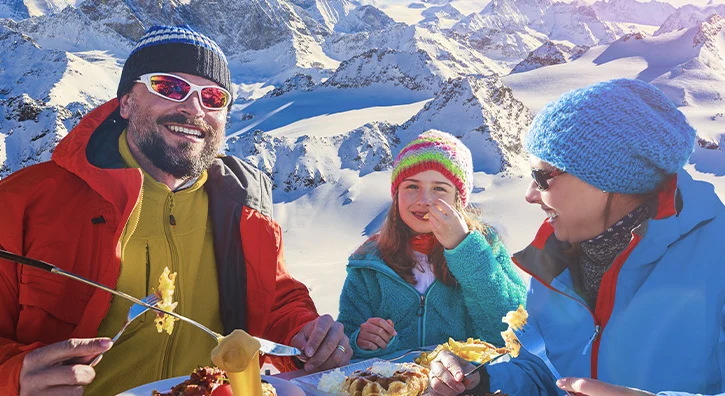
[0, 100, 318, 394]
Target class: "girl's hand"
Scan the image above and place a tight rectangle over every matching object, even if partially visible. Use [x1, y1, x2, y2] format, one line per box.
[356, 318, 396, 350]
[428, 199, 469, 249]
[557, 377, 655, 396]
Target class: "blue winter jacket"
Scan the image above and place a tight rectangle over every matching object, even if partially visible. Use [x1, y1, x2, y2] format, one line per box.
[487, 171, 725, 396]
[337, 229, 527, 360]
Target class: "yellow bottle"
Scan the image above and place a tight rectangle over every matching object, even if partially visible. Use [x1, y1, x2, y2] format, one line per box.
[227, 351, 262, 396]
[212, 330, 263, 396]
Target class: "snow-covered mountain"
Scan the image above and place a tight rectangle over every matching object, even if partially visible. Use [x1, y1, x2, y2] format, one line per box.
[0, 0, 77, 19]
[12, 6, 133, 56]
[226, 121, 398, 195]
[591, 0, 676, 26]
[334, 4, 396, 33]
[510, 40, 589, 74]
[325, 23, 507, 76]
[655, 3, 725, 36]
[323, 48, 446, 92]
[289, 0, 358, 31]
[448, 0, 618, 68]
[396, 75, 533, 173]
[504, 13, 725, 154]
[0, 22, 119, 177]
[419, 3, 464, 29]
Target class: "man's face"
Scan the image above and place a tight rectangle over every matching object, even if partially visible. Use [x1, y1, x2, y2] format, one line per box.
[119, 72, 228, 180]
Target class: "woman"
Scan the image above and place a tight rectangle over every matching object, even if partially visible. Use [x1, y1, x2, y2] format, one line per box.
[428, 79, 725, 396]
[336, 130, 527, 360]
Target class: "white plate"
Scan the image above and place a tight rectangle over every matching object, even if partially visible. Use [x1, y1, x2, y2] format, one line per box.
[117, 375, 305, 396]
[291, 358, 430, 396]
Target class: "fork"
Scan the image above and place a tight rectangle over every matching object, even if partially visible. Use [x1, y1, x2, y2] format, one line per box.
[89, 292, 160, 366]
[463, 352, 507, 379]
[387, 349, 430, 362]
[513, 323, 573, 395]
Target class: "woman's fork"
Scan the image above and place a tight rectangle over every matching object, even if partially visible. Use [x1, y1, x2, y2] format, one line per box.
[89, 292, 160, 366]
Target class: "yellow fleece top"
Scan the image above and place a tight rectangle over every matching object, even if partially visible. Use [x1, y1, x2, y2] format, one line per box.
[89, 130, 224, 395]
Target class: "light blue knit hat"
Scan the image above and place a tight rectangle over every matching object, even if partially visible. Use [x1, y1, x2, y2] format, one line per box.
[525, 78, 696, 194]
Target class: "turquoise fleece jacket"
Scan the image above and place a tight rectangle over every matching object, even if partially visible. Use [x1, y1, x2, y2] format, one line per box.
[337, 230, 527, 360]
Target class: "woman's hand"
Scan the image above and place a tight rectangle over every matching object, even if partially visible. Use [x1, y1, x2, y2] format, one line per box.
[428, 350, 480, 396]
[356, 318, 396, 351]
[557, 377, 655, 396]
[429, 199, 469, 249]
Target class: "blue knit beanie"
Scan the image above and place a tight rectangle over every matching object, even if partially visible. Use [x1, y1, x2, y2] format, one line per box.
[117, 25, 232, 101]
[525, 78, 696, 194]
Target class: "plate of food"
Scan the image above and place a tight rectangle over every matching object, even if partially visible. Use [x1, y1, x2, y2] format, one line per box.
[117, 367, 304, 396]
[291, 358, 430, 396]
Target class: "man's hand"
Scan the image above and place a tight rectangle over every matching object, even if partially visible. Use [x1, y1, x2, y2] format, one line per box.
[428, 350, 479, 396]
[19, 338, 113, 396]
[357, 318, 396, 351]
[557, 377, 656, 396]
[289, 314, 352, 372]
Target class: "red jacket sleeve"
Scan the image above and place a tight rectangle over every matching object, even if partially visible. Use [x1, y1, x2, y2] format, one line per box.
[241, 208, 318, 372]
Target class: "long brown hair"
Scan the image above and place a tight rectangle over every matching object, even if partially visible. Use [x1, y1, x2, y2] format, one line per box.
[358, 191, 490, 287]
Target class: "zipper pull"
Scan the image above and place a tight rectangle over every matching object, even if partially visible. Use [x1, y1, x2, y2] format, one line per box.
[582, 325, 601, 355]
[168, 193, 176, 226]
[417, 295, 425, 317]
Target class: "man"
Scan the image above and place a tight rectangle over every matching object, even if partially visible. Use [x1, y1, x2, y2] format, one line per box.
[0, 25, 352, 395]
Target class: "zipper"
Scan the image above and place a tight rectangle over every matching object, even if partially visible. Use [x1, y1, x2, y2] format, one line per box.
[582, 325, 600, 355]
[162, 192, 180, 377]
[417, 295, 425, 347]
[121, 183, 144, 260]
[589, 232, 642, 379]
[360, 264, 434, 349]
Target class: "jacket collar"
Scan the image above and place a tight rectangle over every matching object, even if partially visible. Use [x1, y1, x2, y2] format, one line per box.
[514, 171, 724, 283]
[51, 99, 142, 230]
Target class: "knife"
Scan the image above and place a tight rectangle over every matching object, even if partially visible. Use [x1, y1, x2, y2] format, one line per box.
[255, 336, 301, 356]
[0, 249, 301, 357]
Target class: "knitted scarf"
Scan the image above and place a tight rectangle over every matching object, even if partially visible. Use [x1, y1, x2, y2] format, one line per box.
[576, 203, 652, 309]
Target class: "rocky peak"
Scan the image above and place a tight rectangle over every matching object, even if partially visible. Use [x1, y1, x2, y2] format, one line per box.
[266, 73, 317, 97]
[655, 3, 725, 36]
[225, 121, 398, 194]
[510, 41, 589, 74]
[398, 75, 533, 173]
[693, 13, 725, 48]
[323, 48, 444, 92]
[334, 4, 396, 33]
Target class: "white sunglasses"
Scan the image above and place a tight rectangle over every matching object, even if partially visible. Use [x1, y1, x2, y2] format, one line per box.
[134, 73, 231, 110]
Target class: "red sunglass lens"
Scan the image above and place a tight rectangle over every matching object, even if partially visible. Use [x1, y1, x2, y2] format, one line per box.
[149, 76, 190, 100]
[201, 87, 229, 108]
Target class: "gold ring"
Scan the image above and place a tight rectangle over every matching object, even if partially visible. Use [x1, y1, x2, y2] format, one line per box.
[337, 344, 346, 353]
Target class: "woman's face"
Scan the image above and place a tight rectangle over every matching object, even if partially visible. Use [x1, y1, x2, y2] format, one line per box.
[525, 157, 609, 243]
[397, 170, 457, 234]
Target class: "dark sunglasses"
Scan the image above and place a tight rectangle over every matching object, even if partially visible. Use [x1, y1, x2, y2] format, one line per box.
[531, 168, 566, 191]
[135, 73, 231, 110]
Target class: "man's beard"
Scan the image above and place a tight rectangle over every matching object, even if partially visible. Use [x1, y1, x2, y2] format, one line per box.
[126, 103, 224, 180]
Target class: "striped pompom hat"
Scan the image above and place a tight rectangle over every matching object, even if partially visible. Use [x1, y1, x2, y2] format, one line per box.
[117, 25, 232, 102]
[391, 130, 474, 206]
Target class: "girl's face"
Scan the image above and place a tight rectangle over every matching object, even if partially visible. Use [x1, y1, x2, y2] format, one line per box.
[397, 170, 457, 234]
[525, 157, 609, 243]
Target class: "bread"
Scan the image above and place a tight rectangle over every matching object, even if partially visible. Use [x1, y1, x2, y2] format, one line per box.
[342, 362, 429, 396]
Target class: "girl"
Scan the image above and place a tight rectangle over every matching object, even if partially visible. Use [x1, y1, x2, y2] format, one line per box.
[428, 79, 725, 396]
[337, 130, 527, 360]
